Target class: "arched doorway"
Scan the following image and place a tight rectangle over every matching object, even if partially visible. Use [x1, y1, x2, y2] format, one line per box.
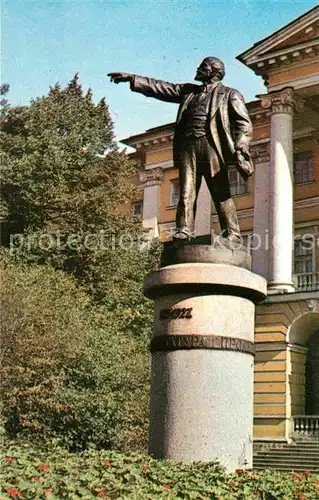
[306, 329, 319, 415]
[288, 312, 319, 439]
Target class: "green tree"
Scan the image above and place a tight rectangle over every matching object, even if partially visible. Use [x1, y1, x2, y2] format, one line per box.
[0, 75, 159, 338]
[0, 251, 149, 451]
[0, 77, 160, 450]
[1, 75, 128, 235]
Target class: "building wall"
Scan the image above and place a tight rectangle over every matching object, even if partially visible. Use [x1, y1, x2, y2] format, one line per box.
[254, 299, 319, 441]
[159, 169, 179, 223]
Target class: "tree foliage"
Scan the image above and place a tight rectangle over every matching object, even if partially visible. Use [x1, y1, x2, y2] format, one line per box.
[0, 75, 159, 334]
[0, 77, 159, 449]
[1, 75, 129, 234]
[0, 251, 149, 451]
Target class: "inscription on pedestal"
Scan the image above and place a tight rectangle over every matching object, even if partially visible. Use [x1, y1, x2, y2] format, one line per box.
[159, 308, 193, 320]
[151, 335, 255, 355]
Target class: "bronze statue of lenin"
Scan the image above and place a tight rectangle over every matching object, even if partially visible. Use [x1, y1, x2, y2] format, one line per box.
[108, 57, 254, 241]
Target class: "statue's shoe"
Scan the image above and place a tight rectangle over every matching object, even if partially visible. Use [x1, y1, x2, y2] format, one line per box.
[224, 233, 244, 250]
[172, 230, 192, 241]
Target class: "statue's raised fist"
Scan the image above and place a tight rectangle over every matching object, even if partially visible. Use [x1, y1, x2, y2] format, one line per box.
[107, 72, 132, 84]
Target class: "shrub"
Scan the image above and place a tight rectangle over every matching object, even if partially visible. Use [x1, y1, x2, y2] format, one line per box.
[1, 441, 318, 499]
[0, 251, 149, 452]
[0, 77, 158, 453]
[0, 251, 88, 439]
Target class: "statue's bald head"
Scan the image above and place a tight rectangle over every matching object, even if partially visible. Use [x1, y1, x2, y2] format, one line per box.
[195, 57, 225, 82]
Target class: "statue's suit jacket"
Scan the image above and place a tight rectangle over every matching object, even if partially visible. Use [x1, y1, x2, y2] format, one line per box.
[130, 75, 254, 179]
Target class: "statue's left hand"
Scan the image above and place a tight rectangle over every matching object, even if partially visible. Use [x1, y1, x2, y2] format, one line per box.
[235, 146, 254, 179]
[235, 146, 250, 161]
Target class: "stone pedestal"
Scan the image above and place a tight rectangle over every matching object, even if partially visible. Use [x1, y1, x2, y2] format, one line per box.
[144, 243, 266, 471]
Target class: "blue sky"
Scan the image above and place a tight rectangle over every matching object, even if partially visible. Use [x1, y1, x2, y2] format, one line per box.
[2, 0, 318, 143]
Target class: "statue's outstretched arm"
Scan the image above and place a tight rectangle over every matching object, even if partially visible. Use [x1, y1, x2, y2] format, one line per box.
[108, 72, 183, 103]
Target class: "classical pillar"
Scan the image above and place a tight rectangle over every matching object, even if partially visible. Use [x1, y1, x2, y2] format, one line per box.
[140, 168, 163, 239]
[260, 88, 295, 293]
[251, 142, 270, 278]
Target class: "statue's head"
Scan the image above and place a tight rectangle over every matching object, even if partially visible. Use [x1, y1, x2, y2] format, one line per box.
[195, 57, 225, 83]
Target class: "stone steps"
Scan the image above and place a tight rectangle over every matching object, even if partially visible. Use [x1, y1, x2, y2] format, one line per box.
[253, 440, 319, 472]
[254, 463, 319, 471]
[258, 446, 319, 455]
[255, 452, 319, 458]
[254, 457, 319, 465]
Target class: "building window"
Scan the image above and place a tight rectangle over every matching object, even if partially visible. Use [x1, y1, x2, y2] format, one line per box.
[132, 200, 143, 217]
[293, 151, 314, 185]
[170, 180, 180, 207]
[228, 166, 248, 196]
[294, 238, 314, 274]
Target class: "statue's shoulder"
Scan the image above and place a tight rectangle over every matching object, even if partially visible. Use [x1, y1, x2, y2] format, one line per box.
[221, 85, 238, 95]
[223, 86, 245, 100]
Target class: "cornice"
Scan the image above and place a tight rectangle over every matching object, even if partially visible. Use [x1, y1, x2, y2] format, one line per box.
[158, 221, 176, 230]
[256, 53, 319, 86]
[295, 196, 319, 209]
[251, 142, 270, 164]
[212, 198, 319, 225]
[238, 7, 319, 64]
[145, 159, 174, 171]
[254, 39, 319, 75]
[237, 7, 319, 84]
[287, 343, 309, 353]
[295, 220, 319, 229]
[130, 133, 174, 151]
[266, 291, 318, 303]
[250, 109, 271, 127]
[212, 208, 254, 223]
[293, 127, 319, 142]
[254, 342, 288, 352]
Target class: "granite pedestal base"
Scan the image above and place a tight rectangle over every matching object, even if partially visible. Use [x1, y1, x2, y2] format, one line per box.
[144, 244, 267, 471]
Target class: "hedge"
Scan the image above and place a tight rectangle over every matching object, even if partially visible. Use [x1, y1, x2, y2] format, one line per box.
[1, 441, 318, 499]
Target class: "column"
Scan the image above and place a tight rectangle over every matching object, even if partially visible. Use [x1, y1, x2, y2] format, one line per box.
[144, 255, 267, 471]
[139, 168, 163, 239]
[251, 143, 270, 278]
[260, 88, 295, 293]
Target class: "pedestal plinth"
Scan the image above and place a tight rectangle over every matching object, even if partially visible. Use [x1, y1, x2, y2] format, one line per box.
[144, 245, 266, 471]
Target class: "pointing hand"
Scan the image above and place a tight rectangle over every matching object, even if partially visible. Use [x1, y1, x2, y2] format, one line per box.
[107, 72, 132, 84]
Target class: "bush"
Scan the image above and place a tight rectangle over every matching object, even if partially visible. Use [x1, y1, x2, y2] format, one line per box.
[1, 441, 318, 499]
[0, 251, 149, 452]
[54, 314, 150, 452]
[0, 77, 158, 454]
